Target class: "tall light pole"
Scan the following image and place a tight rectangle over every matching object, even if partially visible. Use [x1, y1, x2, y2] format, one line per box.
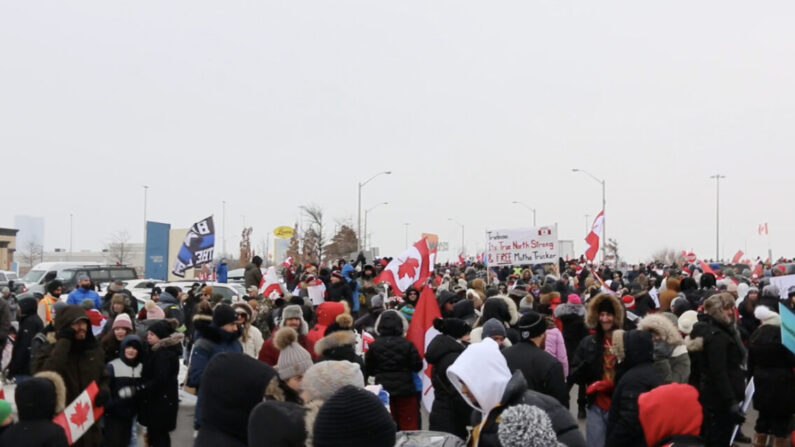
[511, 201, 537, 227]
[403, 222, 410, 247]
[222, 200, 227, 257]
[710, 174, 726, 261]
[69, 213, 73, 261]
[358, 171, 392, 251]
[448, 218, 465, 255]
[364, 202, 388, 251]
[572, 168, 606, 263]
[143, 184, 148, 245]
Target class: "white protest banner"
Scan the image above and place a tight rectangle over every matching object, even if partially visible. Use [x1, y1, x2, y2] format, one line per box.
[486, 226, 558, 266]
[770, 274, 795, 299]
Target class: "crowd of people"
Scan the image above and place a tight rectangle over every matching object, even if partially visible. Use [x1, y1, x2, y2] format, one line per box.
[0, 255, 793, 447]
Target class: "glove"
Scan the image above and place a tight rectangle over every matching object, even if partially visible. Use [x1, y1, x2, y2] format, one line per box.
[94, 388, 110, 407]
[57, 326, 76, 341]
[728, 402, 745, 425]
[118, 386, 136, 399]
[586, 379, 614, 395]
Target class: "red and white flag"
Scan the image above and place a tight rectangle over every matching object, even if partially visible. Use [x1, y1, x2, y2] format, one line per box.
[458, 254, 466, 266]
[406, 286, 442, 412]
[585, 211, 604, 261]
[53, 381, 104, 445]
[731, 250, 744, 264]
[259, 266, 283, 299]
[758, 223, 769, 236]
[376, 239, 431, 294]
[282, 256, 293, 268]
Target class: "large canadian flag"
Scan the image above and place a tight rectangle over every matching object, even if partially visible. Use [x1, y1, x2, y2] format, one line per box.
[259, 266, 283, 299]
[585, 211, 604, 261]
[376, 238, 432, 294]
[407, 286, 442, 412]
[53, 381, 104, 445]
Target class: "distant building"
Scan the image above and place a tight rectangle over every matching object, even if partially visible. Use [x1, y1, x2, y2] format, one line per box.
[42, 243, 145, 275]
[14, 216, 45, 249]
[0, 228, 19, 271]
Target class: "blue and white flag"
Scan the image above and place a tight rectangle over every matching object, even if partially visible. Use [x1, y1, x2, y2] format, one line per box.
[172, 216, 215, 277]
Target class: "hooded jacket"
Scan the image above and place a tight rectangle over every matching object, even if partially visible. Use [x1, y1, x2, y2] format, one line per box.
[195, 353, 277, 447]
[247, 401, 306, 447]
[748, 309, 795, 414]
[259, 312, 310, 365]
[569, 293, 623, 398]
[638, 383, 704, 447]
[8, 297, 43, 378]
[0, 371, 69, 447]
[32, 305, 110, 447]
[105, 335, 143, 419]
[187, 315, 243, 388]
[469, 296, 519, 345]
[138, 331, 184, 433]
[503, 338, 569, 407]
[244, 262, 263, 289]
[306, 301, 346, 358]
[314, 327, 364, 370]
[365, 310, 422, 397]
[425, 333, 471, 440]
[638, 313, 690, 384]
[554, 301, 588, 370]
[605, 330, 663, 447]
[446, 338, 585, 447]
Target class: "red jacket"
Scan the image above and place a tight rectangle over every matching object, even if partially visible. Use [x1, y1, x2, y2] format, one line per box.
[638, 383, 702, 447]
[305, 301, 347, 359]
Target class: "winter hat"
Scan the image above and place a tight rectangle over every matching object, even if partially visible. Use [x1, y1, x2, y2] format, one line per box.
[324, 313, 354, 336]
[232, 302, 253, 320]
[597, 297, 616, 315]
[516, 311, 546, 341]
[274, 327, 313, 380]
[112, 313, 133, 331]
[0, 399, 10, 423]
[148, 319, 176, 339]
[302, 360, 364, 402]
[497, 404, 562, 447]
[76, 273, 90, 282]
[677, 310, 698, 335]
[370, 294, 384, 309]
[52, 301, 67, 317]
[313, 385, 396, 447]
[754, 305, 780, 325]
[80, 298, 95, 310]
[482, 318, 507, 339]
[109, 281, 124, 293]
[762, 284, 780, 298]
[46, 280, 63, 294]
[111, 293, 127, 307]
[281, 304, 304, 321]
[432, 317, 471, 339]
[621, 295, 636, 310]
[331, 271, 344, 280]
[145, 300, 165, 319]
[213, 303, 237, 327]
[567, 294, 582, 305]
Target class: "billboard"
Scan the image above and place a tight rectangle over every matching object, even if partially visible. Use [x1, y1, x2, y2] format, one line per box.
[486, 226, 559, 266]
[145, 221, 170, 280]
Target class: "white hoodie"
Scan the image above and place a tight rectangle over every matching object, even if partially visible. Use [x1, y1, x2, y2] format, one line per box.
[446, 337, 512, 421]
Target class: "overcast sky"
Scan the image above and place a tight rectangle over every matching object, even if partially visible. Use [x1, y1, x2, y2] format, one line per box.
[2, 1, 794, 264]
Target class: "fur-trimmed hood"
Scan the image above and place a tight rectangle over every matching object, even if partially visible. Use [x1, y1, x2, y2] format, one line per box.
[314, 330, 356, 356]
[33, 371, 66, 414]
[703, 293, 735, 327]
[539, 290, 561, 306]
[638, 314, 683, 346]
[374, 309, 408, 336]
[554, 302, 585, 318]
[475, 295, 519, 327]
[585, 293, 624, 330]
[152, 331, 184, 351]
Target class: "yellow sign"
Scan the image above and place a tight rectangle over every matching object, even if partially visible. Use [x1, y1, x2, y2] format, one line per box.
[273, 226, 294, 239]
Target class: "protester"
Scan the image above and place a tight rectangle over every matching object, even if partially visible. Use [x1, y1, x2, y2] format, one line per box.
[260, 304, 310, 365]
[314, 313, 363, 368]
[156, 286, 185, 332]
[496, 404, 563, 447]
[215, 257, 228, 283]
[244, 256, 264, 289]
[469, 295, 520, 345]
[312, 385, 397, 447]
[273, 326, 313, 404]
[637, 383, 704, 447]
[365, 309, 422, 430]
[139, 319, 184, 447]
[637, 313, 690, 383]
[100, 313, 134, 363]
[38, 280, 63, 325]
[305, 301, 347, 359]
[748, 305, 795, 447]
[65, 274, 101, 308]
[32, 304, 110, 447]
[354, 293, 384, 333]
[554, 293, 589, 417]
[604, 330, 662, 446]
[398, 286, 419, 323]
[569, 292, 624, 447]
[0, 371, 68, 446]
[232, 301, 264, 358]
[7, 295, 43, 380]
[247, 400, 306, 447]
[104, 334, 143, 447]
[102, 293, 135, 330]
[447, 337, 585, 447]
[503, 311, 569, 407]
[426, 317, 472, 439]
[195, 352, 275, 447]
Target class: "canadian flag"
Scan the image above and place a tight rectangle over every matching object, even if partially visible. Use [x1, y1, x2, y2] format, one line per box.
[282, 256, 293, 268]
[406, 286, 442, 412]
[585, 211, 604, 261]
[258, 266, 283, 299]
[376, 239, 431, 294]
[698, 260, 716, 276]
[731, 250, 744, 264]
[53, 381, 104, 445]
[758, 223, 769, 236]
[458, 254, 466, 266]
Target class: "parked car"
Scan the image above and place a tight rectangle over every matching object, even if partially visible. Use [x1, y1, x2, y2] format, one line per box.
[115, 279, 165, 309]
[21, 262, 103, 294]
[0, 270, 25, 293]
[158, 281, 246, 303]
[57, 265, 138, 293]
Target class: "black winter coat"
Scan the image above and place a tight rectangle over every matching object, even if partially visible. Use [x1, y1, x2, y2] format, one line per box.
[570, 332, 608, 405]
[605, 331, 663, 447]
[0, 420, 69, 447]
[138, 332, 183, 433]
[365, 334, 422, 397]
[475, 372, 585, 447]
[326, 281, 353, 309]
[425, 334, 470, 440]
[749, 323, 795, 414]
[244, 262, 263, 289]
[503, 341, 569, 407]
[554, 303, 588, 369]
[248, 401, 306, 447]
[8, 300, 43, 378]
[697, 316, 746, 410]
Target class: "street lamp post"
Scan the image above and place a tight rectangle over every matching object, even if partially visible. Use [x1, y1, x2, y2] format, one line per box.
[710, 174, 726, 261]
[448, 218, 465, 255]
[222, 200, 227, 258]
[403, 222, 410, 247]
[357, 171, 392, 251]
[364, 202, 388, 251]
[572, 168, 606, 263]
[69, 213, 73, 261]
[511, 201, 537, 227]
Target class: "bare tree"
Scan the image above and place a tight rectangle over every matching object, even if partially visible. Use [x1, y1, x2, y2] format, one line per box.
[286, 223, 301, 264]
[107, 231, 132, 265]
[649, 248, 685, 265]
[301, 204, 326, 263]
[301, 227, 319, 265]
[325, 225, 358, 263]
[239, 227, 253, 266]
[19, 240, 43, 268]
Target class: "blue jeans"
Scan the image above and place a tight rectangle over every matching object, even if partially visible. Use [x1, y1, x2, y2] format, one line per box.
[586, 405, 609, 447]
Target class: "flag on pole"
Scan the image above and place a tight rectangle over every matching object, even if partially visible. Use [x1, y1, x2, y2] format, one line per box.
[758, 223, 769, 236]
[698, 260, 716, 276]
[731, 250, 744, 264]
[376, 239, 431, 294]
[585, 211, 604, 261]
[282, 256, 293, 268]
[458, 254, 466, 266]
[258, 266, 283, 299]
[172, 216, 215, 277]
[406, 286, 442, 412]
[53, 381, 104, 445]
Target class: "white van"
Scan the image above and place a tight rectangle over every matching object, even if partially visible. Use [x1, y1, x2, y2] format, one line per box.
[22, 262, 103, 294]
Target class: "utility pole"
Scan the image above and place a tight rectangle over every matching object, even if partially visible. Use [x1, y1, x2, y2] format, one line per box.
[710, 174, 726, 261]
[222, 200, 227, 258]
